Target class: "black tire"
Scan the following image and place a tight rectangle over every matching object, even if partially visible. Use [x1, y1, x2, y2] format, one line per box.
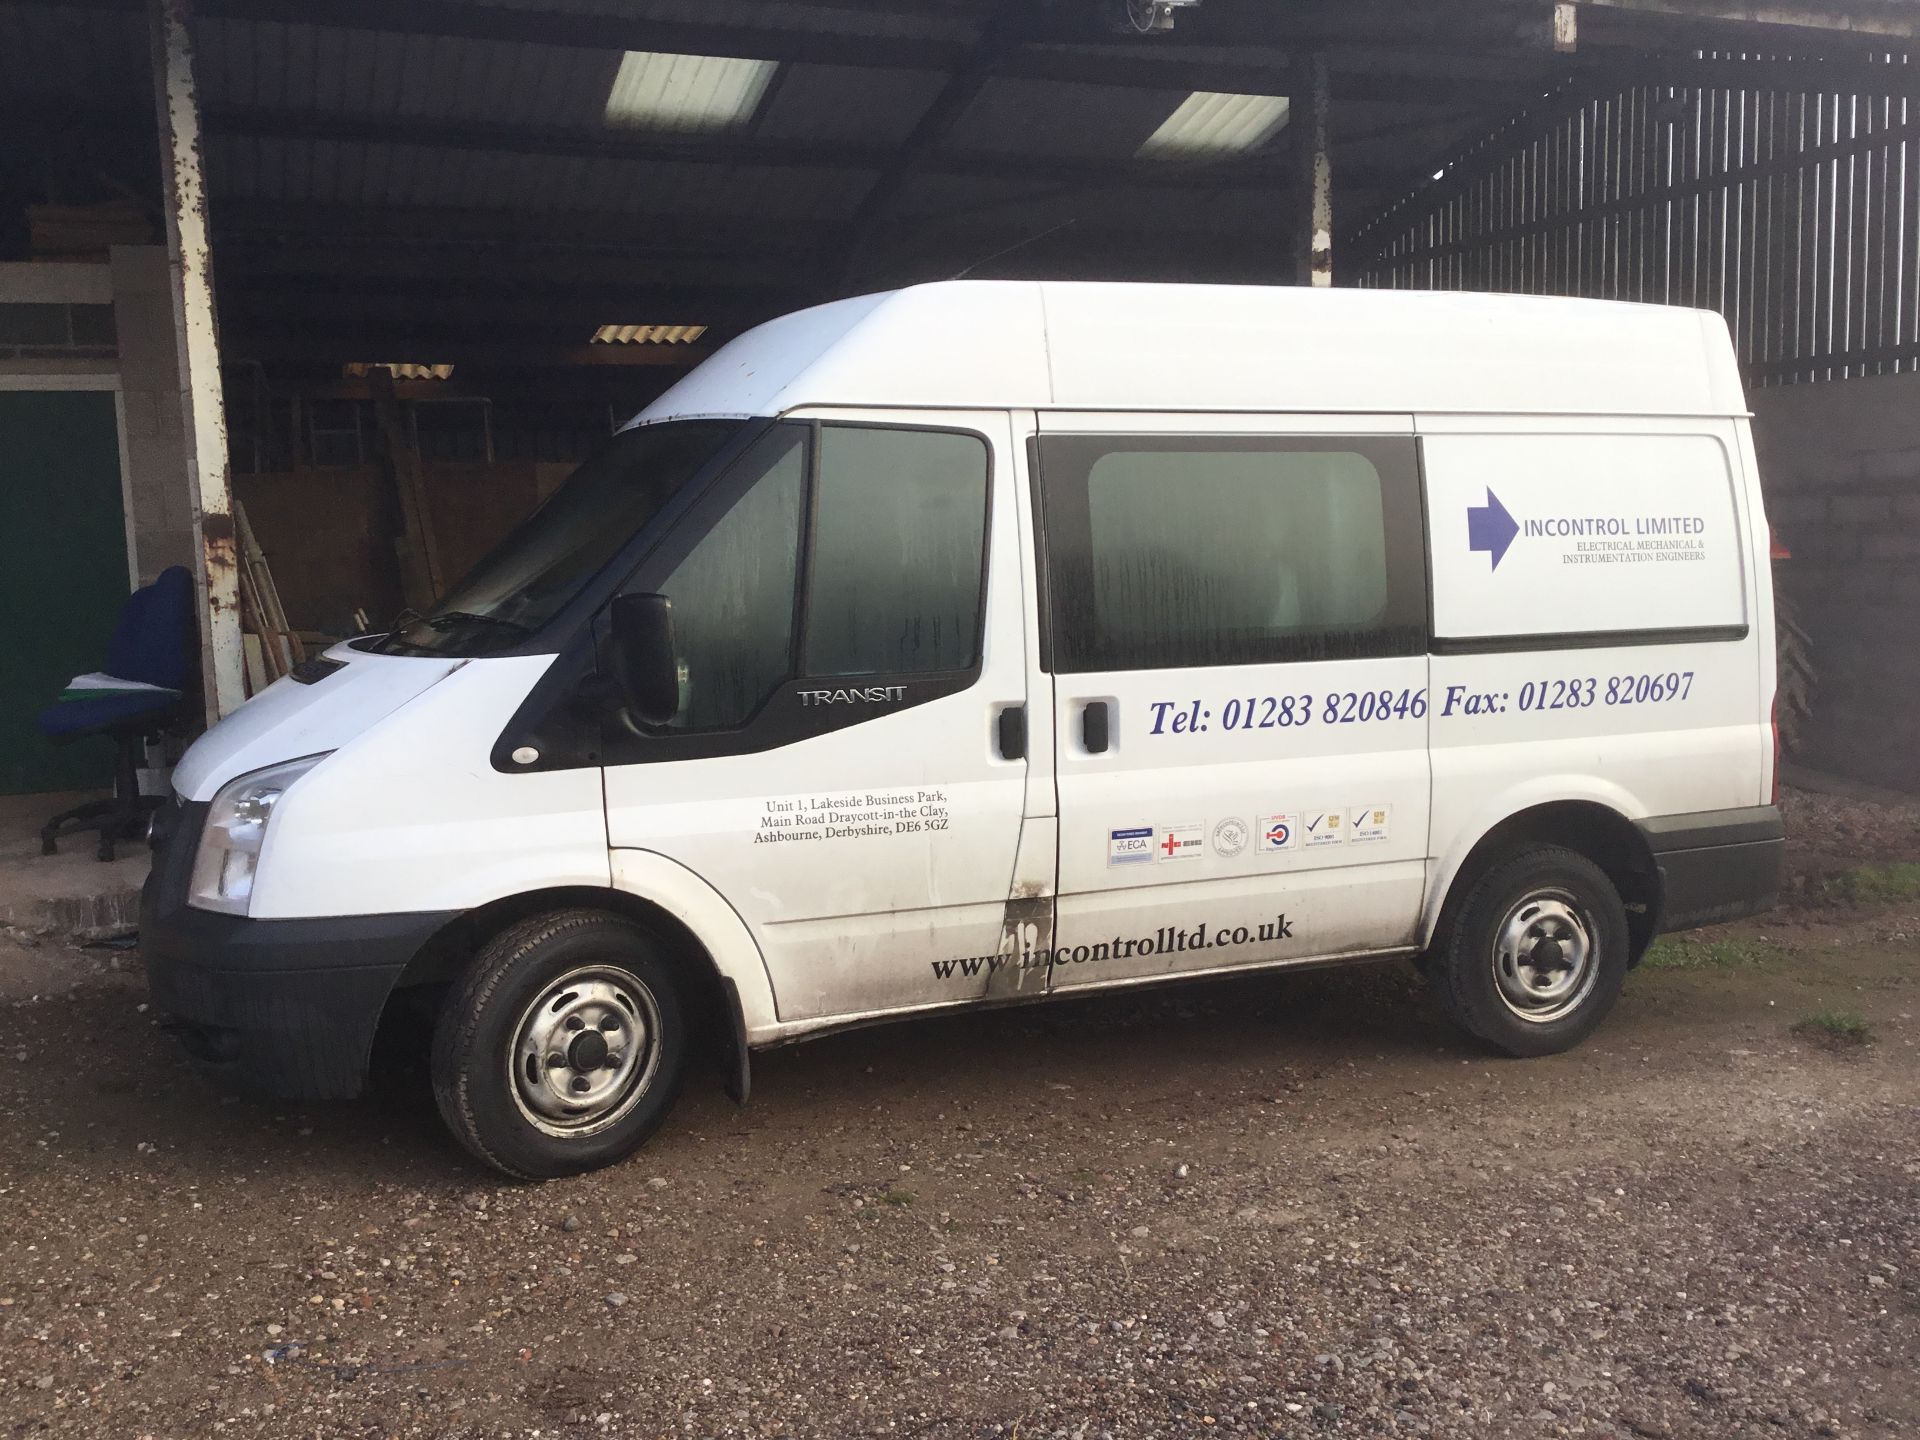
[1429, 845, 1628, 1058]
[431, 909, 687, 1180]
[1773, 582, 1816, 759]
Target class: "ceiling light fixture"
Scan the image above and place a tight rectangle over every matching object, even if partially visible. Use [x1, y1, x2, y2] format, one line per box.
[1138, 91, 1290, 159]
[590, 324, 710, 345]
[604, 51, 779, 132]
[344, 362, 454, 381]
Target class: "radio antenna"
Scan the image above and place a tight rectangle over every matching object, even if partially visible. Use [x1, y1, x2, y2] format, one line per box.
[947, 217, 1079, 281]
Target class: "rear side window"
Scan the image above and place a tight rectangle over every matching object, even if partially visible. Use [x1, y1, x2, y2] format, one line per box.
[1422, 431, 1748, 644]
[1037, 434, 1427, 672]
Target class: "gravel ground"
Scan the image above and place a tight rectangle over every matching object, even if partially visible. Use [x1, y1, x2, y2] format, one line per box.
[2, 792, 1917, 1439]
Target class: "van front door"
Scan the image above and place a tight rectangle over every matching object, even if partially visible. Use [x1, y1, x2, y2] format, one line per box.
[1035, 415, 1432, 990]
[602, 413, 1036, 1023]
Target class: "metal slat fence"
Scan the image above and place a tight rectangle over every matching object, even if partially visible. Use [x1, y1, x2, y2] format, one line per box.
[1354, 54, 1918, 385]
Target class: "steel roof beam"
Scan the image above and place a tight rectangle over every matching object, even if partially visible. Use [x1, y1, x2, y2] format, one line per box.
[1569, 0, 1919, 43]
[36, 0, 1541, 101]
[25, 102, 1322, 192]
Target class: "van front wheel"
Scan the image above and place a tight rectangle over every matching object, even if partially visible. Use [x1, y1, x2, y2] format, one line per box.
[431, 910, 687, 1179]
[1431, 846, 1627, 1058]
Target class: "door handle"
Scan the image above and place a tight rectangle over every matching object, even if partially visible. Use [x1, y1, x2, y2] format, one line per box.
[1082, 700, 1110, 754]
[996, 704, 1027, 761]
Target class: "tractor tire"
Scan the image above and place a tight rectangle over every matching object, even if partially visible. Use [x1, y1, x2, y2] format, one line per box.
[1774, 584, 1816, 759]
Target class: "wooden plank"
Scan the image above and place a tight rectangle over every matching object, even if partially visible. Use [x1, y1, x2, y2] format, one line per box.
[1629, 93, 1641, 298]
[1748, 337, 1920, 377]
[1612, 92, 1628, 298]
[1849, 96, 1873, 377]
[1763, 88, 1789, 372]
[368, 373, 443, 613]
[1907, 88, 1920, 371]
[234, 562, 281, 683]
[241, 634, 268, 697]
[1529, 130, 1544, 292]
[234, 500, 305, 668]
[1872, 99, 1897, 372]
[1796, 87, 1816, 375]
[1737, 86, 1756, 362]
[1750, 86, 1767, 363]
[1676, 88, 1696, 308]
[1641, 86, 1663, 303]
[1712, 82, 1728, 324]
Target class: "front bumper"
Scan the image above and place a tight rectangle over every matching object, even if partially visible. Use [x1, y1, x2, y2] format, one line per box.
[1639, 804, 1786, 933]
[140, 798, 454, 1099]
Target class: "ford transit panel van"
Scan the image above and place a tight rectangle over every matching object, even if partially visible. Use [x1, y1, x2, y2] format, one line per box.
[142, 282, 1784, 1177]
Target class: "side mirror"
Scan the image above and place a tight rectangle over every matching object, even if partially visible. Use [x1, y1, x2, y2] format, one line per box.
[608, 592, 679, 727]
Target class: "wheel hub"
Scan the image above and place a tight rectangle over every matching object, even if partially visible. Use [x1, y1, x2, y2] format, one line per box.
[509, 966, 661, 1137]
[568, 1028, 610, 1071]
[1491, 894, 1597, 1024]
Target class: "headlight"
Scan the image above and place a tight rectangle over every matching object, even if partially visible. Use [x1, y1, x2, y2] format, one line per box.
[188, 754, 330, 916]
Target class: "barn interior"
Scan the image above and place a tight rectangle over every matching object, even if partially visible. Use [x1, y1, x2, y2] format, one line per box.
[2, 0, 1917, 804]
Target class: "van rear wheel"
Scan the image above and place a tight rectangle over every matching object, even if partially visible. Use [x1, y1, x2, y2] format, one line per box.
[431, 909, 687, 1179]
[1431, 845, 1627, 1058]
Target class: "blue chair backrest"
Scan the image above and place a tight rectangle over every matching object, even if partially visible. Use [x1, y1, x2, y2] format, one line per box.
[105, 565, 197, 691]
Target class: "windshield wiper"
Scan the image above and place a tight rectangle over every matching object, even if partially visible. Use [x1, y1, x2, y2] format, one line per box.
[420, 610, 534, 638]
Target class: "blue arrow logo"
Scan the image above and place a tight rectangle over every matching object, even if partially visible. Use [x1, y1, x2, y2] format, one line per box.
[1467, 488, 1519, 570]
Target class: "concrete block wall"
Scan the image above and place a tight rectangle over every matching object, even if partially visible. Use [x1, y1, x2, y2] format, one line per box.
[109, 245, 198, 585]
[1751, 370, 1920, 793]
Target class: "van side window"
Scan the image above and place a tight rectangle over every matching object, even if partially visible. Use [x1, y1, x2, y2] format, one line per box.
[1037, 435, 1427, 672]
[803, 425, 989, 676]
[657, 432, 806, 729]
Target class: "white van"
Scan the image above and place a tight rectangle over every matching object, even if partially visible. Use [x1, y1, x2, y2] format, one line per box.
[143, 282, 1784, 1177]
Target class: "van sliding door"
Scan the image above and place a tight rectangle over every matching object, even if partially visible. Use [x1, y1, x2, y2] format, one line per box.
[1035, 413, 1433, 991]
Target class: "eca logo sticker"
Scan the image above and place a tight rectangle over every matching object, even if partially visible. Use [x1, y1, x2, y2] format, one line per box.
[1108, 826, 1155, 866]
[1260, 813, 1298, 852]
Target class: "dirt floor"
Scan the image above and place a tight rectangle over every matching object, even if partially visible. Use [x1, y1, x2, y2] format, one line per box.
[1, 788, 1916, 1439]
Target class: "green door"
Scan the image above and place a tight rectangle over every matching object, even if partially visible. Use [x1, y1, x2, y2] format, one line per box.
[0, 389, 131, 795]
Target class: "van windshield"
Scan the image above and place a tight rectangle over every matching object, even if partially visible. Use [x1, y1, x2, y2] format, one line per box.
[375, 419, 743, 657]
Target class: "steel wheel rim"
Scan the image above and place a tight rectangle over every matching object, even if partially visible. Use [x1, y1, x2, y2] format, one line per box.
[508, 965, 661, 1138]
[1491, 891, 1597, 1024]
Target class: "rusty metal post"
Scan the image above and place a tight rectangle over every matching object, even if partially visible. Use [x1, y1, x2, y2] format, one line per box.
[149, 0, 245, 723]
[1294, 51, 1334, 288]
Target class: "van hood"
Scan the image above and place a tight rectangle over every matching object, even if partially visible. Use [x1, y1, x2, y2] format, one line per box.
[172, 641, 465, 802]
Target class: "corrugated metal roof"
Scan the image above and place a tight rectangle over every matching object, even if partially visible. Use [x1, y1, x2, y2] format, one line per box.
[0, 2, 147, 104]
[191, 19, 956, 158]
[754, 63, 945, 144]
[898, 171, 1287, 235]
[943, 76, 1189, 160]
[209, 134, 872, 219]
[0, 0, 1572, 360]
[461, 0, 982, 44]
[196, 18, 623, 128]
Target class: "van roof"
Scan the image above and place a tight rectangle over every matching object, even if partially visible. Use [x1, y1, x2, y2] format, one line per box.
[634, 281, 1746, 424]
